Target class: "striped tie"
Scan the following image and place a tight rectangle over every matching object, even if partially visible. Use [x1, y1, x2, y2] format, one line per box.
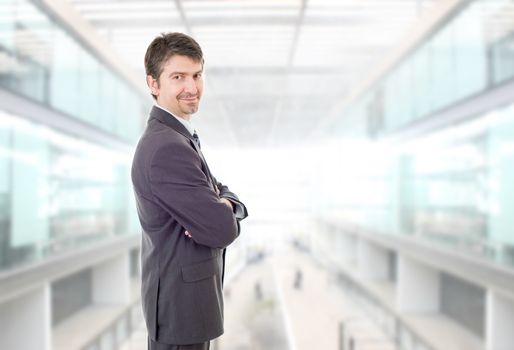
[192, 131, 201, 149]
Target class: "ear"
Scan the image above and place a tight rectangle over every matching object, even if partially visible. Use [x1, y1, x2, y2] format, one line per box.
[146, 75, 159, 97]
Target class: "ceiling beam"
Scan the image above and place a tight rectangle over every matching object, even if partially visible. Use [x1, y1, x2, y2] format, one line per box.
[88, 15, 369, 28]
[267, 0, 308, 147]
[174, 0, 192, 35]
[206, 66, 349, 75]
[287, 0, 307, 68]
[174, 0, 239, 147]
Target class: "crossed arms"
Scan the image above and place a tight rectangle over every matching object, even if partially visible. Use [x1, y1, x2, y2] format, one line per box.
[149, 140, 247, 248]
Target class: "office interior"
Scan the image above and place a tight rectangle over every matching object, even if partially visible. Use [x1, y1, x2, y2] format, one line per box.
[1, 0, 514, 349]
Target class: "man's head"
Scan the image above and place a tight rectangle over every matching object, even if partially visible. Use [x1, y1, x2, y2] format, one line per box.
[145, 32, 204, 120]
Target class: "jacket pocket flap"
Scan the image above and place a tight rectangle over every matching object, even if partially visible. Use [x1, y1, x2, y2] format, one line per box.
[181, 257, 221, 282]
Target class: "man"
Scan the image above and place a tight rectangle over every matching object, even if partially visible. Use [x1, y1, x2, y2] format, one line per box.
[131, 32, 248, 350]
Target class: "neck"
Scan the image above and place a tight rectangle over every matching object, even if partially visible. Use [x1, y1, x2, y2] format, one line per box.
[179, 114, 191, 122]
[156, 102, 191, 121]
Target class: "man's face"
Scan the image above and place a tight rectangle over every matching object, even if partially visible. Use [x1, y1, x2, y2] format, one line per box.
[147, 54, 204, 120]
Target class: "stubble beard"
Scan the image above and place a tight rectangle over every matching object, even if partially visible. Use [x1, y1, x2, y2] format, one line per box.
[178, 93, 200, 116]
[180, 100, 199, 116]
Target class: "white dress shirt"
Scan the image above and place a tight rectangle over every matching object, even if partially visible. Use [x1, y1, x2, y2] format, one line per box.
[155, 103, 196, 137]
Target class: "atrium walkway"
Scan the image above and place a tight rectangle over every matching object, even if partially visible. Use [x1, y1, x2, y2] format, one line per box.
[119, 246, 396, 350]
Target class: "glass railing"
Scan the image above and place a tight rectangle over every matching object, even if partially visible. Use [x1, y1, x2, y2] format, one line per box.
[0, 0, 147, 142]
[321, 0, 514, 269]
[318, 99, 514, 270]
[331, 0, 514, 138]
[0, 110, 140, 272]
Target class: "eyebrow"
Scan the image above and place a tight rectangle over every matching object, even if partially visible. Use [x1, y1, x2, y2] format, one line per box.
[169, 70, 203, 76]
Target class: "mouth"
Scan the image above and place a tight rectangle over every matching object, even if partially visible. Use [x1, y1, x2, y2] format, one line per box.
[180, 96, 198, 102]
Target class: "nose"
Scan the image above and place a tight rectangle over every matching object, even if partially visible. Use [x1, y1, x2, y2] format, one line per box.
[183, 77, 198, 95]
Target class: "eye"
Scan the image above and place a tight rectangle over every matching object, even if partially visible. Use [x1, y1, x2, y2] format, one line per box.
[172, 75, 182, 80]
[194, 73, 203, 80]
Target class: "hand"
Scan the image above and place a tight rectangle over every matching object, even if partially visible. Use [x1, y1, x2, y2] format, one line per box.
[220, 197, 233, 211]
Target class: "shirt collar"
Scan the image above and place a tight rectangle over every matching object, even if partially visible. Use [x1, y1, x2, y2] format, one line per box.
[154, 103, 196, 137]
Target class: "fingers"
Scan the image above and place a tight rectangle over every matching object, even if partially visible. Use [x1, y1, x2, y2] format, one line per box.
[220, 198, 233, 210]
[184, 230, 192, 238]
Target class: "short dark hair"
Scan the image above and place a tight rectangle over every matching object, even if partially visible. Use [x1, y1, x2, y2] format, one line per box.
[144, 32, 204, 96]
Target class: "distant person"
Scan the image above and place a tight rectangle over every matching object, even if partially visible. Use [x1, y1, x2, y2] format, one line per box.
[132, 32, 248, 350]
[294, 268, 303, 290]
[254, 280, 263, 300]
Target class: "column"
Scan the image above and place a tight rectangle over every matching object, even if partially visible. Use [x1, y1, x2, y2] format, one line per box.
[357, 239, 390, 281]
[397, 254, 440, 312]
[0, 285, 51, 350]
[486, 290, 514, 350]
[92, 253, 131, 304]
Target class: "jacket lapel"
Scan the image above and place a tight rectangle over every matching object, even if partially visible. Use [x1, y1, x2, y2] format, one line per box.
[189, 137, 218, 192]
[149, 106, 192, 140]
[149, 106, 217, 191]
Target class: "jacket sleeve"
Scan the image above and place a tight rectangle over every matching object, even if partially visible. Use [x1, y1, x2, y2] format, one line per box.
[215, 179, 248, 221]
[149, 141, 238, 248]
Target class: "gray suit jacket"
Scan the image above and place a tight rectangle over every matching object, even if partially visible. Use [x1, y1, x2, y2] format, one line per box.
[131, 106, 248, 345]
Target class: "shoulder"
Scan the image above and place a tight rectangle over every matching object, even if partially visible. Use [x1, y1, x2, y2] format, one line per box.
[136, 121, 192, 160]
[132, 120, 199, 187]
[144, 126, 201, 174]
